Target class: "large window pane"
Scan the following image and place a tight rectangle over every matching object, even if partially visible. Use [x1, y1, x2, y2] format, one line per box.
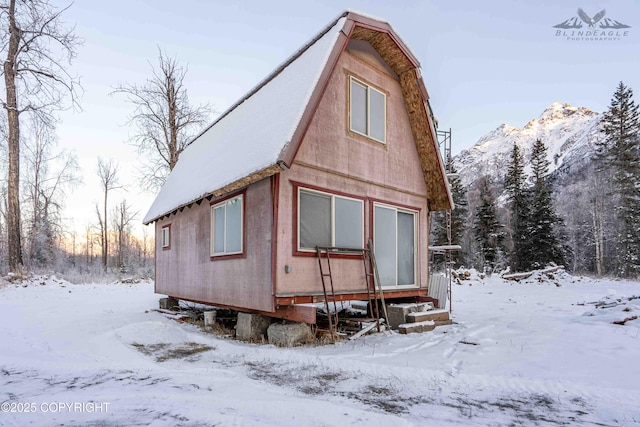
[300, 191, 331, 249]
[374, 206, 396, 286]
[335, 197, 363, 248]
[213, 205, 225, 254]
[397, 212, 415, 285]
[369, 88, 385, 142]
[350, 80, 367, 135]
[226, 196, 242, 253]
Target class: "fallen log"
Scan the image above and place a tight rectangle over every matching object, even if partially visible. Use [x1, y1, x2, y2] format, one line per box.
[501, 265, 564, 281]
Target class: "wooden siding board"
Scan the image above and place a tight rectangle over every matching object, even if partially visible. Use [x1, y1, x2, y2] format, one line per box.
[155, 178, 274, 312]
[347, 23, 451, 212]
[275, 48, 430, 296]
[152, 13, 450, 316]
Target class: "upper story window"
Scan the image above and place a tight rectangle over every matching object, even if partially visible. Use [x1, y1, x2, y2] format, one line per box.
[211, 194, 243, 257]
[349, 76, 386, 143]
[298, 188, 364, 251]
[161, 224, 171, 249]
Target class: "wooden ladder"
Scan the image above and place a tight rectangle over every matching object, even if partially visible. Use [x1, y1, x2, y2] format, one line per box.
[315, 243, 388, 340]
[366, 239, 389, 325]
[361, 246, 381, 332]
[315, 247, 340, 341]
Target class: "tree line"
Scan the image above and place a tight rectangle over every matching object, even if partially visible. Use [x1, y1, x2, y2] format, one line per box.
[0, 0, 208, 277]
[433, 81, 640, 278]
[2, 2, 637, 280]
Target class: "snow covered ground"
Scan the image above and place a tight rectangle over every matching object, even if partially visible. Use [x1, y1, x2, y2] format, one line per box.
[1, 271, 639, 426]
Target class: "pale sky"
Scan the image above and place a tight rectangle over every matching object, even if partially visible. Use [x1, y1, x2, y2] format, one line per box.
[44, 0, 640, 234]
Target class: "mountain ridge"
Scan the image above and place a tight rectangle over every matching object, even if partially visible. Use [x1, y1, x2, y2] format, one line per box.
[453, 102, 602, 188]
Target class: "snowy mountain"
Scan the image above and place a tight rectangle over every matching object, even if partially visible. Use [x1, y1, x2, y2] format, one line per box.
[453, 102, 602, 188]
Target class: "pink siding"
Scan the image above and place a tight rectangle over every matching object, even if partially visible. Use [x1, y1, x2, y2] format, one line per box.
[155, 178, 273, 312]
[154, 39, 433, 311]
[274, 43, 430, 297]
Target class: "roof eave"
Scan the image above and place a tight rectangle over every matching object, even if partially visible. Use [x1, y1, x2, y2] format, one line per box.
[143, 163, 284, 225]
[278, 17, 354, 166]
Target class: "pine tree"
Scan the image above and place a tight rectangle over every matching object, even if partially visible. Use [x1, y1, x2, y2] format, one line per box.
[528, 139, 565, 268]
[598, 82, 640, 277]
[431, 162, 468, 267]
[473, 176, 504, 274]
[504, 143, 531, 272]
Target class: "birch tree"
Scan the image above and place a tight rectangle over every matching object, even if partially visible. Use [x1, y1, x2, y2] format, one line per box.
[0, 0, 80, 271]
[23, 118, 79, 267]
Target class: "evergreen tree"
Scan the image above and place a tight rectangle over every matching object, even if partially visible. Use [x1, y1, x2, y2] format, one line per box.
[528, 139, 565, 268]
[597, 82, 640, 277]
[431, 162, 468, 267]
[504, 143, 531, 272]
[473, 176, 504, 274]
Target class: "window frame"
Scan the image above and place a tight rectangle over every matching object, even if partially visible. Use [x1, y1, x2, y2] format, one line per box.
[161, 224, 171, 250]
[349, 76, 387, 144]
[372, 201, 419, 287]
[210, 192, 245, 259]
[293, 183, 365, 257]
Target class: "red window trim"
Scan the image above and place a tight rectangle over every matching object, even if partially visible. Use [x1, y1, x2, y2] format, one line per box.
[368, 197, 421, 247]
[161, 223, 171, 250]
[209, 189, 247, 261]
[291, 181, 366, 259]
[369, 198, 422, 287]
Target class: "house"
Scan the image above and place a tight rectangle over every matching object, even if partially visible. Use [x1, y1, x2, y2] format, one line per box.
[143, 10, 453, 326]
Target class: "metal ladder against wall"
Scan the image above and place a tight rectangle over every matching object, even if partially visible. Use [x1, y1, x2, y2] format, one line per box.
[315, 244, 386, 341]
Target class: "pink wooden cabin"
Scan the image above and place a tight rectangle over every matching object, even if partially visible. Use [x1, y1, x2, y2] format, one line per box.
[143, 11, 453, 324]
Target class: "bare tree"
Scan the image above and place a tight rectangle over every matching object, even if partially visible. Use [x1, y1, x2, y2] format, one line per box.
[83, 222, 94, 267]
[140, 226, 153, 270]
[111, 200, 137, 271]
[113, 48, 210, 190]
[0, 116, 6, 272]
[96, 158, 121, 272]
[0, 185, 6, 272]
[1, 0, 81, 271]
[22, 117, 79, 267]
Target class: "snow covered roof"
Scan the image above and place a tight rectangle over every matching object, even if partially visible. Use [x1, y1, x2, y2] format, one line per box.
[144, 11, 452, 224]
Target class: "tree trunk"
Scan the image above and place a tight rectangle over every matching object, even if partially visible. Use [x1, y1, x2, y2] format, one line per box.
[592, 196, 604, 276]
[102, 188, 108, 272]
[4, 0, 23, 271]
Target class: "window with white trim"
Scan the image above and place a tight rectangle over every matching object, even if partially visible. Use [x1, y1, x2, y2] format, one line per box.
[298, 188, 363, 251]
[349, 76, 386, 143]
[373, 203, 417, 286]
[211, 195, 243, 256]
[161, 225, 170, 249]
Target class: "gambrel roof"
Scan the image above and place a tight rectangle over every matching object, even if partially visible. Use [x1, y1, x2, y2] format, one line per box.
[143, 10, 452, 224]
